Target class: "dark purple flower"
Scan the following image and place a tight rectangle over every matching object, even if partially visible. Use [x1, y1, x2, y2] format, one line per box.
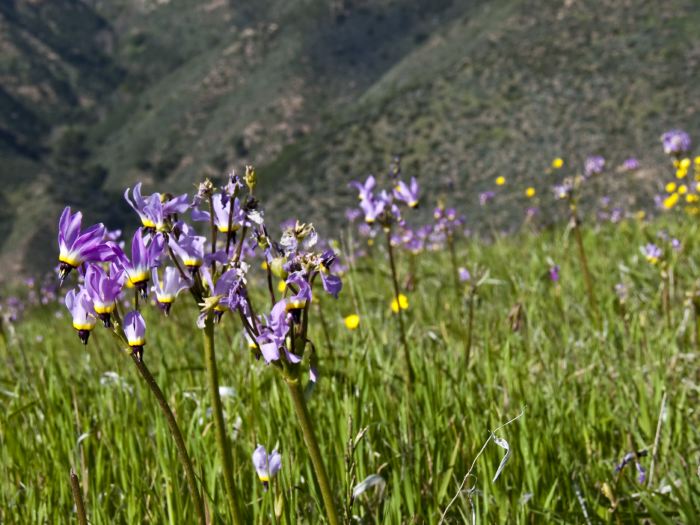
[319, 250, 342, 298]
[661, 129, 691, 156]
[65, 287, 96, 344]
[57, 207, 115, 281]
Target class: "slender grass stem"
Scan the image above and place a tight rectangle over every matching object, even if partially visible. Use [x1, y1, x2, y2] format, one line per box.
[285, 377, 340, 525]
[70, 469, 88, 525]
[130, 354, 206, 525]
[203, 316, 244, 525]
[385, 230, 415, 384]
[465, 289, 475, 368]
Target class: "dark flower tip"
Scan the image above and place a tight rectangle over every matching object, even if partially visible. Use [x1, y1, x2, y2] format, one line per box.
[131, 346, 144, 362]
[98, 313, 112, 328]
[77, 329, 91, 345]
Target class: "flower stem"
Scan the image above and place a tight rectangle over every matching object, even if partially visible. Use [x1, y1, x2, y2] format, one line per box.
[130, 354, 206, 525]
[203, 316, 244, 525]
[385, 231, 415, 384]
[70, 469, 89, 525]
[285, 378, 340, 525]
[464, 288, 475, 368]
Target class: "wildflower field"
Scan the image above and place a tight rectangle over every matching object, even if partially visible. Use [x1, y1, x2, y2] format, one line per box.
[2, 146, 700, 525]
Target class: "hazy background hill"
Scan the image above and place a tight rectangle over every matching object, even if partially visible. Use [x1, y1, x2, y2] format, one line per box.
[1, 0, 699, 278]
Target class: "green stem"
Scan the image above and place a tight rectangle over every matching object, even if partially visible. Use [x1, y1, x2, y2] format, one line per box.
[70, 469, 89, 525]
[285, 378, 340, 525]
[203, 316, 244, 525]
[447, 235, 460, 297]
[465, 289, 475, 368]
[385, 231, 415, 384]
[130, 355, 206, 525]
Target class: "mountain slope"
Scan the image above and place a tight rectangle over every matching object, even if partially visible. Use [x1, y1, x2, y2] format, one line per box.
[1, 0, 699, 278]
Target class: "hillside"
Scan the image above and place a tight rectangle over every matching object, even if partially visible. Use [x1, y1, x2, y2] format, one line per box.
[1, 0, 699, 277]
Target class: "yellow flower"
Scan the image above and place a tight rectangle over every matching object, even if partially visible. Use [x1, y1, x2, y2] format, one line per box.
[635, 210, 646, 221]
[344, 314, 360, 330]
[676, 168, 688, 179]
[261, 261, 269, 270]
[695, 155, 700, 165]
[665, 182, 677, 193]
[552, 158, 564, 169]
[686, 194, 699, 203]
[678, 184, 688, 195]
[495, 176, 506, 186]
[277, 280, 287, 293]
[680, 158, 691, 169]
[390, 294, 409, 313]
[663, 192, 679, 209]
[525, 187, 536, 198]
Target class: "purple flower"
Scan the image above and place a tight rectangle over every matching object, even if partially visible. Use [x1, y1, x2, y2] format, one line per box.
[359, 195, 386, 224]
[84, 264, 125, 326]
[252, 444, 282, 490]
[584, 155, 605, 177]
[192, 193, 245, 233]
[641, 243, 662, 264]
[479, 191, 495, 206]
[458, 267, 471, 282]
[169, 231, 206, 270]
[65, 288, 96, 344]
[350, 175, 376, 203]
[345, 208, 362, 223]
[257, 300, 291, 363]
[549, 265, 560, 282]
[614, 450, 648, 484]
[117, 228, 165, 295]
[57, 207, 115, 281]
[125, 183, 188, 230]
[123, 310, 146, 360]
[152, 267, 191, 315]
[319, 250, 342, 298]
[661, 129, 691, 156]
[553, 181, 573, 200]
[393, 177, 420, 208]
[622, 157, 640, 171]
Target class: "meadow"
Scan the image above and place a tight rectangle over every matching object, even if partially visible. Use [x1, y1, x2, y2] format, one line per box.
[2, 182, 700, 524]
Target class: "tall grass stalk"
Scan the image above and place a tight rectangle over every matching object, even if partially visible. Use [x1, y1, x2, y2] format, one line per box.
[385, 229, 415, 384]
[203, 316, 244, 525]
[285, 377, 340, 525]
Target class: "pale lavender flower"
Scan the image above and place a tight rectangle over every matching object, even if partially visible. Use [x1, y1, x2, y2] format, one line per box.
[641, 243, 662, 264]
[152, 267, 191, 315]
[479, 191, 495, 206]
[622, 157, 640, 171]
[124, 310, 146, 360]
[458, 267, 471, 282]
[584, 155, 605, 177]
[252, 444, 282, 490]
[393, 177, 420, 208]
[661, 129, 691, 156]
[65, 288, 96, 344]
[84, 263, 125, 326]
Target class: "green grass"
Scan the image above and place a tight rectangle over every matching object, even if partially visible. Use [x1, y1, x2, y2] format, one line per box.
[2, 215, 700, 523]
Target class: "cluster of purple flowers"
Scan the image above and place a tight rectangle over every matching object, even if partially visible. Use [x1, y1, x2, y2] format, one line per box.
[58, 170, 342, 379]
[351, 159, 420, 228]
